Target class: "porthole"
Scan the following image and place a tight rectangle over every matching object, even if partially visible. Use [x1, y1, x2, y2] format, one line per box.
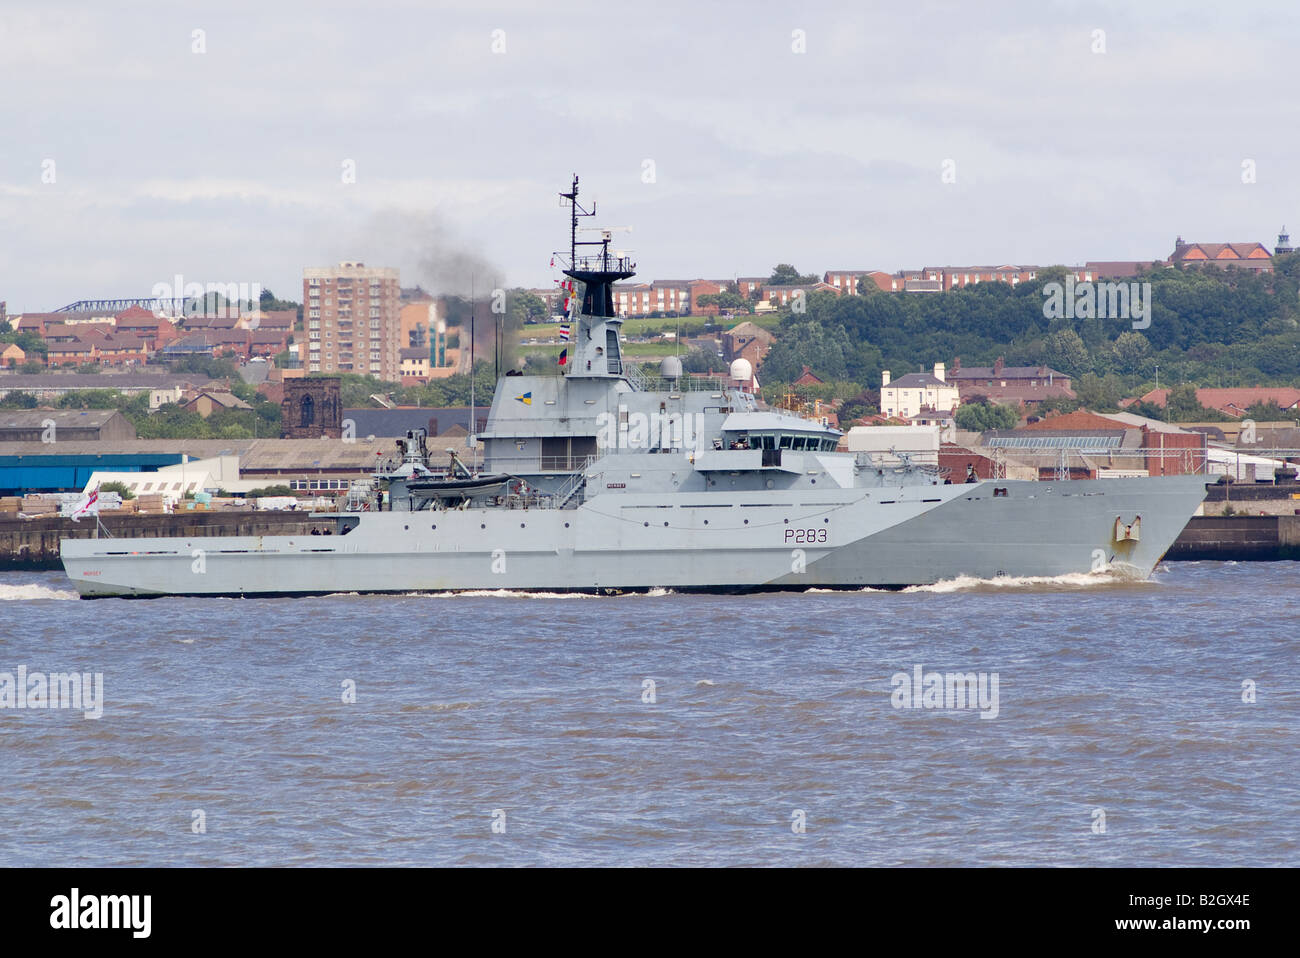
[644, 521, 649, 527]
[431, 524, 437, 530]
[663, 521, 668, 527]
[744, 519, 749, 525]
[480, 523, 486, 529]
[564, 522, 570, 528]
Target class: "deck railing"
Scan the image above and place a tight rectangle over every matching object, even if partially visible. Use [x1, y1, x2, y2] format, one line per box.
[625, 363, 727, 392]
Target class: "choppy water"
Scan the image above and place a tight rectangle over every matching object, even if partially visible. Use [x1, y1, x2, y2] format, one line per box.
[0, 562, 1296, 866]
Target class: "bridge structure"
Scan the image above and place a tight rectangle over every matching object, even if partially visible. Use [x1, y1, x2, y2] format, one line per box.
[53, 297, 194, 315]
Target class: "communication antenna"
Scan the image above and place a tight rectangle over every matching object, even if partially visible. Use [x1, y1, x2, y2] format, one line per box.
[469, 274, 475, 443]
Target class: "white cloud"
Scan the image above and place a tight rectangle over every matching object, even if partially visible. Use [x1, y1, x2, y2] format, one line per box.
[2, 0, 1298, 309]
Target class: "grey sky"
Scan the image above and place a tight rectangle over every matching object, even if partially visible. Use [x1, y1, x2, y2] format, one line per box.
[2, 0, 1298, 310]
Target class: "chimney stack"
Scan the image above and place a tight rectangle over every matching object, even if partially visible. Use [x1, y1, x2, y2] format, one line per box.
[882, 370, 891, 387]
[933, 362, 946, 382]
[994, 356, 1004, 375]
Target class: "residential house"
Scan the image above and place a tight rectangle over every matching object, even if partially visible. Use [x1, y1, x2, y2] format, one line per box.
[245, 309, 296, 332]
[96, 331, 149, 366]
[247, 328, 291, 359]
[399, 347, 432, 382]
[113, 306, 179, 351]
[880, 364, 961, 419]
[794, 366, 825, 387]
[45, 339, 97, 367]
[183, 390, 253, 418]
[161, 332, 218, 360]
[948, 357, 1074, 408]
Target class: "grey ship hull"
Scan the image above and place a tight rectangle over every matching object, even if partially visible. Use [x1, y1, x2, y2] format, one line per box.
[61, 476, 1207, 597]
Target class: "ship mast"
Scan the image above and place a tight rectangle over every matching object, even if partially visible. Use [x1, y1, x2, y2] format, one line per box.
[556, 175, 636, 321]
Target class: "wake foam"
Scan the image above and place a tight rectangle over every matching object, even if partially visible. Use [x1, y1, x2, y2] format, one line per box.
[417, 589, 597, 599]
[0, 583, 78, 601]
[244, 587, 675, 600]
[903, 571, 1144, 594]
[804, 587, 890, 594]
[410, 588, 675, 599]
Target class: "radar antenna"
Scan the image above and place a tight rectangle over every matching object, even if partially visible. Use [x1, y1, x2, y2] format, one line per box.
[554, 175, 636, 318]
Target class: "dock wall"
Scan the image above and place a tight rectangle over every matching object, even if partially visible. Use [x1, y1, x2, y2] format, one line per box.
[1166, 515, 1300, 561]
[0, 513, 326, 570]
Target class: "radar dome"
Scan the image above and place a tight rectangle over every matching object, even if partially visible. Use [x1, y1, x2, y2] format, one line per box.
[660, 356, 683, 379]
[729, 358, 753, 382]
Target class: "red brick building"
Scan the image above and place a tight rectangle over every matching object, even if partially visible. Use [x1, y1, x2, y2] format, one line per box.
[249, 328, 292, 359]
[114, 306, 179, 351]
[949, 357, 1075, 408]
[303, 263, 402, 378]
[688, 280, 729, 316]
[611, 281, 691, 317]
[1139, 425, 1206, 477]
[1127, 386, 1300, 418]
[96, 332, 149, 366]
[760, 282, 840, 308]
[920, 265, 1097, 291]
[1169, 238, 1274, 273]
[721, 321, 774, 368]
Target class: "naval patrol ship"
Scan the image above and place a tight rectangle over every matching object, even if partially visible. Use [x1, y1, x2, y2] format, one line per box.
[60, 177, 1208, 597]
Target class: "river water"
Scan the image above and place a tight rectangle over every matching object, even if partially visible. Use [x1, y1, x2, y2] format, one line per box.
[1, 562, 1295, 866]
